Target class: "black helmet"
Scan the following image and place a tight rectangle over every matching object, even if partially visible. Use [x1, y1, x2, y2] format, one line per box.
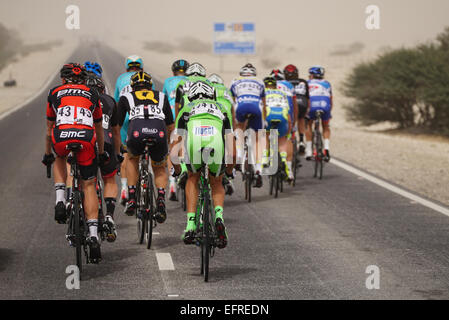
[263, 76, 277, 87]
[130, 71, 153, 89]
[86, 74, 105, 93]
[283, 64, 299, 80]
[171, 59, 189, 74]
[60, 63, 87, 84]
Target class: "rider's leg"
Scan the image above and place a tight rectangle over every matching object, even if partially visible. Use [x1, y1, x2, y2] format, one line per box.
[81, 177, 101, 262]
[322, 120, 331, 160]
[285, 136, 294, 180]
[305, 120, 313, 160]
[152, 162, 168, 223]
[103, 176, 118, 215]
[183, 172, 200, 243]
[167, 156, 177, 201]
[209, 173, 228, 248]
[124, 154, 139, 215]
[120, 152, 128, 205]
[54, 156, 68, 223]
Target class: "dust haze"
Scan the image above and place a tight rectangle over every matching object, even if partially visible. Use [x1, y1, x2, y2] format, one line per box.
[1, 0, 449, 52]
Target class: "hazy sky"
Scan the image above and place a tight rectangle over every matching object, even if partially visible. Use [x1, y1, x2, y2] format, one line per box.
[1, 0, 449, 50]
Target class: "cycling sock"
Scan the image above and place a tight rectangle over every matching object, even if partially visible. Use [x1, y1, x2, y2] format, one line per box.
[215, 206, 224, 221]
[286, 161, 293, 175]
[55, 183, 66, 205]
[65, 187, 72, 202]
[121, 178, 128, 191]
[299, 134, 304, 142]
[128, 186, 136, 200]
[306, 141, 312, 153]
[87, 219, 98, 239]
[180, 162, 188, 174]
[105, 198, 116, 216]
[324, 139, 330, 150]
[186, 212, 196, 230]
[157, 188, 166, 200]
[280, 151, 288, 163]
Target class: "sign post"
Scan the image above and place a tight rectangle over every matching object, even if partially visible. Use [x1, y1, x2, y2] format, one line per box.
[213, 23, 256, 73]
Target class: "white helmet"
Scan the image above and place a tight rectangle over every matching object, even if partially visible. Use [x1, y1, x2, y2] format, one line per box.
[240, 63, 256, 76]
[188, 81, 215, 101]
[207, 73, 224, 85]
[185, 62, 206, 77]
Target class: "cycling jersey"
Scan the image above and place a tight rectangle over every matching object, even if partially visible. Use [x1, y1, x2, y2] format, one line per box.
[307, 79, 332, 121]
[117, 89, 174, 162]
[288, 78, 309, 118]
[114, 71, 155, 145]
[211, 82, 234, 127]
[162, 75, 186, 117]
[176, 98, 232, 176]
[230, 76, 265, 130]
[175, 75, 210, 109]
[265, 89, 290, 137]
[276, 80, 295, 118]
[47, 84, 102, 179]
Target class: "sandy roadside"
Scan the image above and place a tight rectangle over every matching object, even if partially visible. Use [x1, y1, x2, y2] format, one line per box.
[0, 41, 77, 116]
[111, 37, 449, 206]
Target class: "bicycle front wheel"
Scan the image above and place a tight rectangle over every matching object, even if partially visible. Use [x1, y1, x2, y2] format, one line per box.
[202, 196, 211, 282]
[146, 173, 154, 250]
[73, 191, 83, 277]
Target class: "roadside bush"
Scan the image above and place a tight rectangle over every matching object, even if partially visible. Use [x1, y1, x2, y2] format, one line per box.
[343, 27, 449, 133]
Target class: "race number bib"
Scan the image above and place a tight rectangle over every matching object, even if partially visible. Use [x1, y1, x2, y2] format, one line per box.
[102, 114, 110, 130]
[56, 105, 93, 127]
[190, 103, 225, 120]
[129, 104, 164, 121]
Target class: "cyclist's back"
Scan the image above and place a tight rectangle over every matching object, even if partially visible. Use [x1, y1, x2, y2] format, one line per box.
[308, 78, 332, 118]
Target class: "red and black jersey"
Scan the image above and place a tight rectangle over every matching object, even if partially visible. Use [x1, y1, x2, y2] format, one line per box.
[46, 84, 103, 129]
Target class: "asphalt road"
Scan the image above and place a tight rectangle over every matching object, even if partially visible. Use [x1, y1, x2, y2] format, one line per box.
[1, 42, 449, 300]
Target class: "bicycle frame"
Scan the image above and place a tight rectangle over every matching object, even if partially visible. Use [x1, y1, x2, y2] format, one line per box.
[312, 111, 324, 179]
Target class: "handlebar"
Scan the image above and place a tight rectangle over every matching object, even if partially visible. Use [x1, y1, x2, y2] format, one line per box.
[46, 163, 52, 179]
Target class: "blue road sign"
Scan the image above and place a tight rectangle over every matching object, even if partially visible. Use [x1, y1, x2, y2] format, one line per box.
[214, 23, 256, 55]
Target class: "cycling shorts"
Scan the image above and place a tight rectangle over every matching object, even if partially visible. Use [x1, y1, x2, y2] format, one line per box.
[184, 118, 225, 177]
[308, 104, 331, 122]
[266, 107, 289, 138]
[126, 119, 168, 165]
[297, 95, 308, 119]
[235, 100, 263, 130]
[100, 142, 118, 178]
[52, 126, 98, 180]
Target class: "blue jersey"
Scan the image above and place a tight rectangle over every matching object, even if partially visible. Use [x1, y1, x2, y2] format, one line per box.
[230, 76, 265, 106]
[308, 79, 332, 109]
[162, 75, 186, 118]
[114, 71, 154, 144]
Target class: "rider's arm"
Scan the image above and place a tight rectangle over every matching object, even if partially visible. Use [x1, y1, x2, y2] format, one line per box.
[45, 120, 54, 155]
[162, 94, 175, 143]
[293, 96, 298, 125]
[117, 95, 130, 127]
[261, 97, 267, 121]
[109, 101, 122, 155]
[93, 100, 104, 155]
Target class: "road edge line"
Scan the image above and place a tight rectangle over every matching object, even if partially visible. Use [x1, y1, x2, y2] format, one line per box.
[330, 158, 449, 217]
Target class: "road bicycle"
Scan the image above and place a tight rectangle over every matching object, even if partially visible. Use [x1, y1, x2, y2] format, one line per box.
[311, 110, 325, 180]
[242, 114, 256, 203]
[136, 138, 157, 249]
[267, 120, 286, 198]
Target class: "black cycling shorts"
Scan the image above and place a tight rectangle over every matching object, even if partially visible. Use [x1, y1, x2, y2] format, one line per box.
[297, 96, 308, 119]
[126, 119, 168, 164]
[100, 142, 118, 178]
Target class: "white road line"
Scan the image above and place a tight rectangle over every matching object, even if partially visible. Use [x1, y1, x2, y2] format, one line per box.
[156, 253, 175, 271]
[330, 158, 449, 217]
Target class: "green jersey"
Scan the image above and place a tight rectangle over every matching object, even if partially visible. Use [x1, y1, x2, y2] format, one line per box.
[175, 76, 213, 108]
[211, 83, 234, 127]
[176, 98, 231, 131]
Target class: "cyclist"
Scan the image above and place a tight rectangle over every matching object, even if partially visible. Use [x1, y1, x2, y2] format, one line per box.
[230, 63, 266, 187]
[306, 66, 332, 162]
[117, 71, 174, 223]
[162, 59, 189, 201]
[263, 76, 293, 181]
[174, 62, 208, 116]
[113, 55, 146, 207]
[86, 74, 121, 242]
[208, 73, 236, 195]
[284, 64, 310, 155]
[42, 63, 108, 263]
[171, 80, 233, 249]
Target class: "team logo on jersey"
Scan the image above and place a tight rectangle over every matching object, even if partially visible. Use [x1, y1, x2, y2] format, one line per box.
[57, 88, 92, 99]
[194, 126, 216, 137]
[133, 131, 139, 138]
[60, 130, 86, 139]
[159, 131, 165, 138]
[142, 128, 158, 134]
[135, 90, 158, 104]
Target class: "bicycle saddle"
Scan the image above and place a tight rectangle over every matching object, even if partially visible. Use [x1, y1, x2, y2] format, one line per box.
[66, 142, 83, 152]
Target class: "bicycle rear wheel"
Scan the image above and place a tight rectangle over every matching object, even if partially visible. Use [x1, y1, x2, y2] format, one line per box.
[146, 173, 154, 250]
[292, 142, 298, 186]
[202, 195, 211, 282]
[73, 191, 83, 277]
[136, 176, 145, 244]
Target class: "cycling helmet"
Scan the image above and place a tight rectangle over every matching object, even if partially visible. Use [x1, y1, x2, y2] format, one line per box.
[84, 61, 103, 77]
[60, 63, 87, 84]
[86, 74, 105, 93]
[270, 69, 285, 81]
[125, 55, 144, 70]
[171, 59, 189, 74]
[283, 64, 299, 80]
[187, 80, 215, 101]
[308, 65, 325, 78]
[240, 63, 257, 77]
[263, 76, 277, 87]
[185, 62, 206, 77]
[207, 73, 224, 85]
[130, 71, 152, 89]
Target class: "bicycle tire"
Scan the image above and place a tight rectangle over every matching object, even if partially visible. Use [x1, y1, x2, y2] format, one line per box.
[73, 191, 83, 277]
[137, 174, 145, 244]
[292, 142, 298, 186]
[269, 175, 274, 195]
[202, 193, 211, 282]
[275, 174, 279, 198]
[146, 172, 154, 250]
